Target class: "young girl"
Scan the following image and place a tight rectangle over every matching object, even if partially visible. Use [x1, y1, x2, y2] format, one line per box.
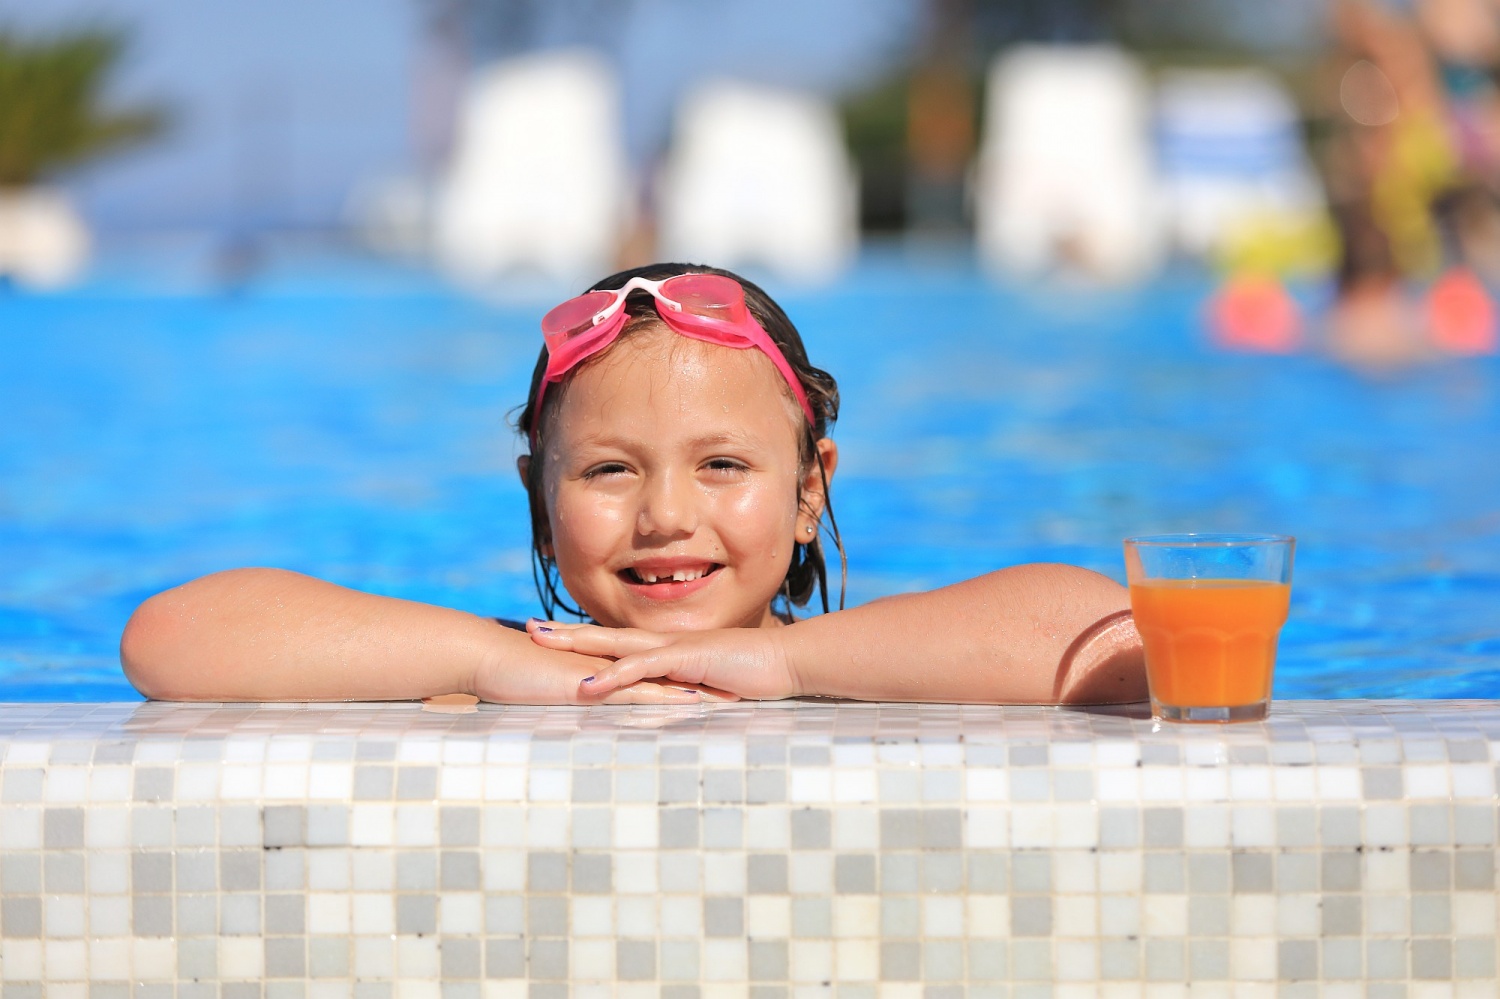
[121, 263, 1146, 705]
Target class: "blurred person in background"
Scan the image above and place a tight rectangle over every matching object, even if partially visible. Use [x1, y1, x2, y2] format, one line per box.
[1320, 0, 1500, 367]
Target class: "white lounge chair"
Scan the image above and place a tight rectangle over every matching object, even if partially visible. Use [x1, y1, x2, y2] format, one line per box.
[432, 49, 632, 286]
[656, 80, 859, 283]
[974, 46, 1164, 282]
[1155, 67, 1328, 263]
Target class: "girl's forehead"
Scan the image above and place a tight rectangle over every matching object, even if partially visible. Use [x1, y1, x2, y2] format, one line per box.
[553, 328, 805, 445]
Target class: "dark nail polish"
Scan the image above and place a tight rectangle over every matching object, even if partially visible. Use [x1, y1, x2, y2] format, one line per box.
[581, 676, 595, 684]
[536, 626, 553, 633]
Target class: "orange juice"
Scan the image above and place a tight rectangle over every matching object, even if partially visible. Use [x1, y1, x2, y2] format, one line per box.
[1129, 579, 1291, 707]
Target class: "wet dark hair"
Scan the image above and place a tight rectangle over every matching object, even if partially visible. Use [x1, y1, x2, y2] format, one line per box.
[516, 262, 845, 622]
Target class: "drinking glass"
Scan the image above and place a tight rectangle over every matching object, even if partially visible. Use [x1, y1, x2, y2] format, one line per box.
[1123, 534, 1295, 722]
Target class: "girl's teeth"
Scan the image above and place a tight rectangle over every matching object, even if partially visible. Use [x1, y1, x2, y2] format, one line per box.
[634, 567, 708, 584]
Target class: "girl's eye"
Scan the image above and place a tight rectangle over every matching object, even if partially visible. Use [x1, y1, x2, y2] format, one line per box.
[703, 457, 747, 473]
[582, 462, 630, 479]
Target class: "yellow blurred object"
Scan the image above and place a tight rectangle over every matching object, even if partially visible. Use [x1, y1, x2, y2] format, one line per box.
[1217, 210, 1341, 279]
[1371, 109, 1459, 277]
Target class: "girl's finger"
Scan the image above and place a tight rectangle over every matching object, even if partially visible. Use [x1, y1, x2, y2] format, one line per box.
[530, 623, 673, 659]
[595, 682, 703, 705]
[578, 648, 708, 696]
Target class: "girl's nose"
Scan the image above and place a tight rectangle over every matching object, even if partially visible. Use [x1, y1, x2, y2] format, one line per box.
[636, 471, 697, 538]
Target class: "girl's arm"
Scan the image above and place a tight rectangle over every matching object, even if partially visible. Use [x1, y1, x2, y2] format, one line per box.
[121, 568, 707, 704]
[533, 563, 1147, 704]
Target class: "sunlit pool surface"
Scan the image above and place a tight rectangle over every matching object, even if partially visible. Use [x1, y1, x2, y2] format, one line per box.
[2, 246, 1498, 700]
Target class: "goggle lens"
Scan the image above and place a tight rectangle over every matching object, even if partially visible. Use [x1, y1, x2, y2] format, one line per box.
[662, 273, 746, 322]
[541, 290, 617, 340]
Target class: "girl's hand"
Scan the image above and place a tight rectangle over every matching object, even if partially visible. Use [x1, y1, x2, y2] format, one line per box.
[525, 620, 797, 701]
[471, 632, 726, 705]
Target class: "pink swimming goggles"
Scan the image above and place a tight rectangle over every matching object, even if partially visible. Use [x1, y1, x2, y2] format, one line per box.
[532, 273, 815, 437]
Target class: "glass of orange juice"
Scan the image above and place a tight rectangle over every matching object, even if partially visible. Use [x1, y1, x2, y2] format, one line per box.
[1123, 534, 1295, 723]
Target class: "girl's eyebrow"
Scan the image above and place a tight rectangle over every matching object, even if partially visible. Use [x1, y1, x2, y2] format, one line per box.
[572, 429, 769, 452]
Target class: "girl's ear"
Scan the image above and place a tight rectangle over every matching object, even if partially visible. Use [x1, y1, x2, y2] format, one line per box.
[796, 437, 839, 536]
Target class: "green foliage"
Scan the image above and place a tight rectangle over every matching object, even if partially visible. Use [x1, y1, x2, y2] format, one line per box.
[0, 28, 167, 187]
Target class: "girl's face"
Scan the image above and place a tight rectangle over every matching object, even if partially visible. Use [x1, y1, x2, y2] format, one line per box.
[533, 325, 834, 631]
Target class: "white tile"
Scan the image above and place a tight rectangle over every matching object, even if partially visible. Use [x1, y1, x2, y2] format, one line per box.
[395, 936, 440, 977]
[131, 938, 176, 980]
[965, 807, 1010, 848]
[526, 807, 568, 847]
[832, 808, 878, 849]
[350, 804, 395, 845]
[613, 806, 659, 849]
[1054, 896, 1098, 937]
[351, 896, 395, 935]
[701, 939, 748, 981]
[483, 767, 526, 801]
[1228, 938, 1275, 981]
[789, 939, 833, 982]
[922, 896, 964, 937]
[1054, 940, 1099, 981]
[263, 764, 309, 799]
[745, 809, 790, 850]
[307, 763, 353, 800]
[87, 766, 131, 802]
[439, 767, 482, 798]
[832, 769, 877, 802]
[1274, 893, 1318, 935]
[354, 935, 395, 978]
[309, 893, 351, 934]
[218, 936, 264, 978]
[220, 765, 263, 799]
[394, 805, 439, 846]
[1314, 766, 1361, 800]
[747, 896, 791, 937]
[790, 768, 832, 802]
[833, 896, 879, 938]
[1142, 894, 1188, 936]
[1, 940, 43, 979]
[834, 939, 879, 981]
[966, 895, 1010, 936]
[572, 896, 614, 936]
[571, 939, 614, 980]
[88, 938, 131, 979]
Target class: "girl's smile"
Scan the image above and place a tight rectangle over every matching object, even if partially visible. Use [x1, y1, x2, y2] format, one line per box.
[534, 325, 831, 632]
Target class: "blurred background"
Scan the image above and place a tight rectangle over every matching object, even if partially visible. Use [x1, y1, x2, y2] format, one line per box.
[1, 0, 1498, 699]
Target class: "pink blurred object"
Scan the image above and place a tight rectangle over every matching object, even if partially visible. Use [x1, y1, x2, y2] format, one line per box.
[1207, 276, 1304, 353]
[1425, 268, 1499, 355]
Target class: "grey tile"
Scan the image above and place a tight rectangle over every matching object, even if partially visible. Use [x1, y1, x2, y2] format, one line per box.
[3, 986, 42, 999]
[91, 987, 131, 999]
[1321, 851, 1361, 891]
[1454, 804, 1495, 844]
[1144, 808, 1183, 847]
[1099, 808, 1140, 848]
[617, 940, 656, 981]
[570, 807, 611, 848]
[1232, 852, 1272, 893]
[132, 896, 172, 936]
[923, 941, 963, 981]
[441, 938, 481, 978]
[307, 936, 348, 972]
[703, 809, 743, 848]
[396, 767, 437, 800]
[353, 766, 392, 800]
[1187, 854, 1228, 893]
[1053, 770, 1093, 801]
[749, 940, 788, 981]
[179, 807, 219, 847]
[43, 808, 84, 848]
[660, 941, 700, 982]
[1365, 939, 1407, 979]
[1010, 744, 1049, 766]
[746, 739, 785, 765]
[265, 938, 306, 978]
[131, 852, 171, 888]
[573, 853, 612, 893]
[880, 942, 920, 981]
[1100, 940, 1139, 980]
[705, 897, 744, 937]
[1410, 851, 1452, 891]
[881, 897, 919, 937]
[747, 854, 787, 893]
[1276, 853, 1317, 893]
[660, 809, 699, 849]
[968, 939, 1007, 980]
[967, 853, 1007, 893]
[660, 745, 698, 765]
[396, 894, 436, 934]
[441, 986, 479, 999]
[2, 855, 40, 893]
[356, 740, 396, 761]
[791, 897, 829, 936]
[178, 938, 217, 979]
[220, 851, 260, 891]
[791, 809, 830, 848]
[1455, 937, 1497, 978]
[1322, 939, 1361, 979]
[1321, 894, 1361, 936]
[133, 769, 173, 802]
[397, 853, 437, 891]
[528, 852, 567, 892]
[1455, 849, 1495, 889]
[1010, 897, 1051, 936]
[485, 895, 523, 935]
[485, 939, 525, 978]
[881, 854, 919, 892]
[923, 810, 961, 848]
[220, 894, 260, 935]
[662, 983, 701, 999]
[1011, 854, 1050, 893]
[43, 852, 84, 893]
[790, 745, 829, 765]
[1276, 808, 1317, 847]
[306, 806, 347, 847]
[264, 850, 305, 891]
[177, 895, 215, 935]
[132, 808, 172, 847]
[177, 852, 216, 892]
[1187, 894, 1228, 936]
[1143, 939, 1184, 982]
[1008, 771, 1049, 801]
[440, 807, 480, 846]
[571, 770, 611, 803]
[1143, 854, 1184, 893]
[1411, 894, 1451, 935]
[704, 770, 743, 803]
[1277, 940, 1317, 981]
[1188, 940, 1228, 980]
[1362, 768, 1402, 799]
[527, 986, 566, 999]
[265, 895, 304, 934]
[1320, 807, 1362, 846]
[528, 896, 567, 936]
[1, 897, 40, 937]
[835, 854, 875, 893]
[880, 810, 922, 849]
[1410, 805, 1451, 845]
[531, 936, 570, 978]
[659, 770, 698, 803]
[922, 853, 963, 893]
[441, 851, 481, 890]
[1412, 939, 1452, 980]
[262, 806, 304, 847]
[746, 770, 785, 803]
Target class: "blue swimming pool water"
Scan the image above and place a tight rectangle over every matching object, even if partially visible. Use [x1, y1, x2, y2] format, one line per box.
[2, 245, 1498, 700]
